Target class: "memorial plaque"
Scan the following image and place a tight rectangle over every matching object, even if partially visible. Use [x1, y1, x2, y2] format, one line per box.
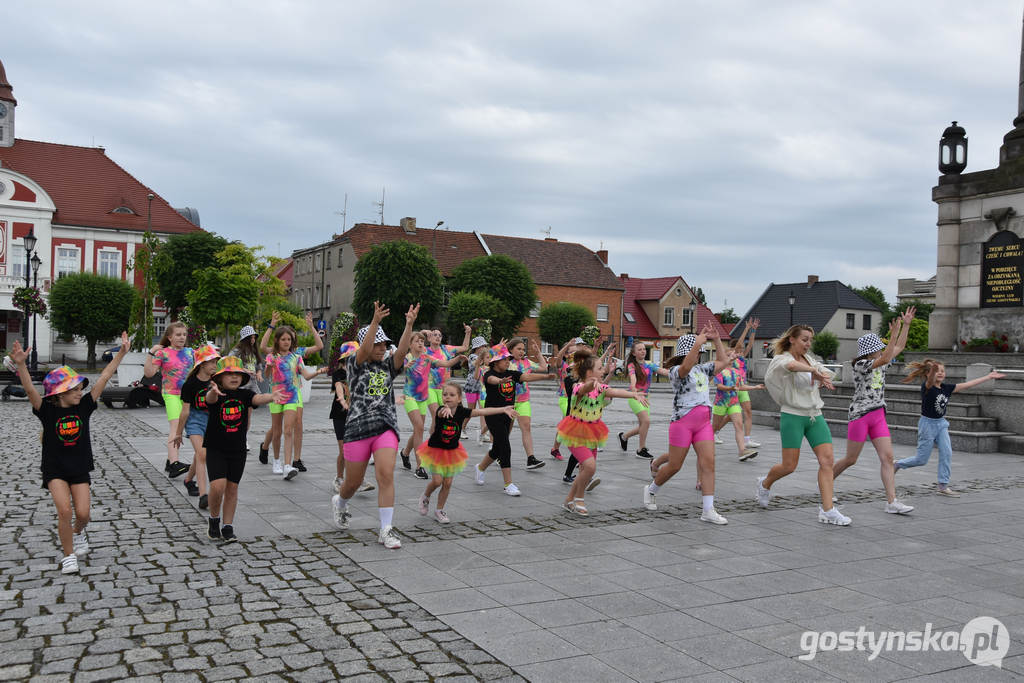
[981, 230, 1024, 308]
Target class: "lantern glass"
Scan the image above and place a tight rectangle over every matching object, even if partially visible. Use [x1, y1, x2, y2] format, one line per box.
[23, 230, 37, 253]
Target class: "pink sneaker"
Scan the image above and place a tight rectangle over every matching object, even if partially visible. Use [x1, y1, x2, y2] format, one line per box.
[418, 495, 429, 516]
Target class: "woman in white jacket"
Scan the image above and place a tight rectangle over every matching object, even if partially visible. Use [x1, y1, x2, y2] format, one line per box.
[757, 325, 849, 525]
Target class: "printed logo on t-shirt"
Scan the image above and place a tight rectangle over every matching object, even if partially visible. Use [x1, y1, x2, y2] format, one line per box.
[695, 373, 708, 394]
[368, 370, 390, 396]
[56, 415, 82, 446]
[933, 393, 949, 417]
[219, 398, 245, 433]
[498, 377, 515, 400]
[870, 369, 885, 390]
[440, 420, 458, 445]
[194, 393, 208, 411]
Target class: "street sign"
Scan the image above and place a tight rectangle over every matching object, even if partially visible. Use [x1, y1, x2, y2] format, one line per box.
[316, 319, 327, 331]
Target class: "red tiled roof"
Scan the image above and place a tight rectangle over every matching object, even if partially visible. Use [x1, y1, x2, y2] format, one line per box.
[480, 235, 624, 290]
[0, 139, 201, 234]
[0, 59, 14, 104]
[629, 276, 679, 301]
[619, 275, 729, 340]
[271, 259, 293, 288]
[698, 303, 730, 338]
[340, 223, 486, 276]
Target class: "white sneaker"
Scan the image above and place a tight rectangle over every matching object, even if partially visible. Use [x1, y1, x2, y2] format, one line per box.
[379, 525, 402, 549]
[818, 506, 852, 526]
[435, 509, 451, 524]
[747, 440, 761, 448]
[700, 508, 728, 525]
[60, 554, 79, 574]
[72, 531, 89, 557]
[714, 435, 723, 444]
[756, 476, 771, 508]
[283, 465, 298, 481]
[885, 499, 914, 515]
[460, 432, 470, 440]
[643, 484, 657, 511]
[739, 447, 758, 462]
[272, 459, 284, 475]
[418, 495, 430, 516]
[504, 483, 521, 496]
[358, 481, 376, 492]
[475, 465, 486, 486]
[586, 477, 601, 492]
[332, 495, 351, 530]
[333, 476, 344, 494]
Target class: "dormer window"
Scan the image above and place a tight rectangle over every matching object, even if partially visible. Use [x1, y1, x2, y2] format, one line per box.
[111, 206, 136, 215]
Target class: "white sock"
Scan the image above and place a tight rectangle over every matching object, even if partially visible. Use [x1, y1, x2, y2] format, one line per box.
[336, 496, 350, 510]
[744, 436, 750, 443]
[702, 495, 714, 512]
[648, 483, 660, 494]
[379, 507, 394, 528]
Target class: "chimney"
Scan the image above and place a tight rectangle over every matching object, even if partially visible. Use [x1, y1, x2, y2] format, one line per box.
[620, 273, 629, 279]
[400, 217, 416, 234]
[596, 249, 608, 264]
[544, 237, 557, 242]
[807, 275, 819, 285]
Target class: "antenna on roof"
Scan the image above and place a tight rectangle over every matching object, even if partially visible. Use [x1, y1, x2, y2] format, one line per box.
[374, 187, 385, 225]
[334, 193, 348, 231]
[540, 226, 552, 238]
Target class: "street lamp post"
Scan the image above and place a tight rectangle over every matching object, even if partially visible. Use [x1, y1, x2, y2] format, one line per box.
[431, 220, 444, 258]
[689, 300, 697, 334]
[30, 252, 41, 372]
[22, 228, 37, 349]
[788, 290, 796, 327]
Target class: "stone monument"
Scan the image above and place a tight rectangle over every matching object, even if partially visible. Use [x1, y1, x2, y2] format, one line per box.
[930, 17, 1024, 349]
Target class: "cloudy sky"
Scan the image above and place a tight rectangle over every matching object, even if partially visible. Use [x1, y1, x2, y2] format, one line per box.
[4, 1, 1022, 314]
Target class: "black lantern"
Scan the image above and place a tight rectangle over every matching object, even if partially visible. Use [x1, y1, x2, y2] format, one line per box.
[689, 300, 697, 333]
[788, 290, 796, 326]
[939, 121, 967, 175]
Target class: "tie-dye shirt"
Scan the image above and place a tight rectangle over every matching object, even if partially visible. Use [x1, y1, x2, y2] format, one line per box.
[265, 348, 307, 405]
[568, 382, 610, 423]
[404, 353, 433, 401]
[426, 345, 460, 389]
[153, 347, 195, 395]
[555, 361, 571, 398]
[628, 361, 659, 394]
[732, 356, 748, 383]
[510, 358, 535, 401]
[714, 366, 741, 408]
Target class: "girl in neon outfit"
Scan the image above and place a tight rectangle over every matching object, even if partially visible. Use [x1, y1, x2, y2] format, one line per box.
[618, 340, 660, 459]
[508, 338, 548, 471]
[558, 348, 646, 516]
[144, 321, 195, 479]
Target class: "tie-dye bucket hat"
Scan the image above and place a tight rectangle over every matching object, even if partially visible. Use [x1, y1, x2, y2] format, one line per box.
[43, 366, 89, 397]
[193, 343, 221, 366]
[213, 356, 252, 378]
[336, 341, 360, 359]
[489, 344, 512, 364]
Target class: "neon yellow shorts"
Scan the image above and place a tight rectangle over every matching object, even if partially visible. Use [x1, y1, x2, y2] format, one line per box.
[713, 403, 742, 416]
[737, 390, 751, 403]
[404, 397, 429, 416]
[558, 396, 568, 416]
[163, 394, 183, 421]
[428, 387, 443, 405]
[629, 397, 649, 415]
[270, 400, 302, 414]
[515, 400, 531, 417]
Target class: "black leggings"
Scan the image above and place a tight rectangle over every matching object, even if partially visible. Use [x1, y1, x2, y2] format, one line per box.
[564, 454, 578, 477]
[485, 414, 513, 469]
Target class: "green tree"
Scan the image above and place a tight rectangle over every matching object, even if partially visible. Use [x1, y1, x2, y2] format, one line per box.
[716, 307, 739, 324]
[186, 244, 263, 348]
[852, 285, 890, 316]
[446, 291, 508, 342]
[537, 302, 596, 348]
[811, 330, 839, 360]
[880, 299, 934, 335]
[449, 254, 536, 339]
[692, 287, 706, 305]
[128, 230, 161, 350]
[353, 241, 444, 340]
[153, 231, 229, 316]
[905, 318, 929, 352]
[48, 273, 138, 370]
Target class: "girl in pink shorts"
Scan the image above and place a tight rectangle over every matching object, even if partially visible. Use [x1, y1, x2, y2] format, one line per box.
[832, 309, 917, 514]
[643, 324, 731, 524]
[331, 301, 418, 550]
[557, 349, 646, 516]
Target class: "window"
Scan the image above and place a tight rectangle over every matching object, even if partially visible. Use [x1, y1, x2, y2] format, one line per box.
[314, 253, 322, 271]
[596, 304, 609, 322]
[10, 244, 25, 280]
[663, 307, 674, 326]
[530, 300, 542, 318]
[624, 312, 635, 323]
[98, 250, 121, 278]
[681, 308, 692, 328]
[863, 314, 871, 330]
[111, 206, 135, 215]
[338, 250, 344, 268]
[57, 247, 80, 279]
[315, 285, 322, 308]
[325, 250, 332, 269]
[325, 285, 331, 308]
[540, 341, 554, 355]
[846, 313, 855, 329]
[153, 315, 167, 340]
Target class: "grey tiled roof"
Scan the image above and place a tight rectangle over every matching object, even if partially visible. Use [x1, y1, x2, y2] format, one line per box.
[736, 280, 880, 338]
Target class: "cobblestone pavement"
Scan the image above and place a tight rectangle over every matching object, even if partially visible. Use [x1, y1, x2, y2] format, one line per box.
[4, 388, 1024, 682]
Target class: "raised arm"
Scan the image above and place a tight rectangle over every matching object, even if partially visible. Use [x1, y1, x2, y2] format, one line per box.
[679, 331, 707, 377]
[142, 342, 163, 378]
[528, 340, 549, 372]
[875, 307, 915, 368]
[356, 302, 389, 365]
[742, 318, 759, 357]
[453, 323, 472, 354]
[392, 304, 420, 371]
[953, 371, 1005, 393]
[91, 331, 130, 399]
[302, 311, 324, 357]
[9, 341, 41, 410]
[708, 324, 731, 374]
[260, 311, 280, 356]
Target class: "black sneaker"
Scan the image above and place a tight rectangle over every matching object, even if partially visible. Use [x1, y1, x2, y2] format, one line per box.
[618, 432, 628, 451]
[293, 460, 307, 472]
[184, 479, 199, 496]
[563, 474, 576, 484]
[207, 518, 221, 540]
[635, 448, 653, 459]
[401, 451, 412, 470]
[168, 461, 190, 478]
[259, 446, 269, 465]
[164, 459, 173, 473]
[198, 494, 208, 510]
[414, 467, 429, 480]
[221, 525, 237, 544]
[526, 456, 545, 470]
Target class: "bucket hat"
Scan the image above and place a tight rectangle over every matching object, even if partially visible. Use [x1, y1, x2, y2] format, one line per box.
[213, 356, 252, 378]
[356, 325, 390, 345]
[43, 366, 89, 397]
[857, 333, 886, 358]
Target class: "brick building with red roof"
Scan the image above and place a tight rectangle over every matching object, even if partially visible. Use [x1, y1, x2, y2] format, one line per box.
[0, 58, 202, 360]
[287, 218, 624, 350]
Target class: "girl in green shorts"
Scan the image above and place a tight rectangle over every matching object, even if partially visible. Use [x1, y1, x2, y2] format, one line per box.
[144, 321, 194, 479]
[760, 324, 849, 525]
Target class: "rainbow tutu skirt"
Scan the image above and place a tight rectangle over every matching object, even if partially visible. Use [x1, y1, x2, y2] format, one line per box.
[556, 417, 608, 449]
[416, 443, 468, 478]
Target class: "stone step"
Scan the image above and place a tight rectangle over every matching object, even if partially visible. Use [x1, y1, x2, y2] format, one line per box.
[999, 434, 1024, 455]
[820, 394, 982, 417]
[902, 351, 1024, 367]
[751, 411, 1017, 455]
[818, 406, 999, 431]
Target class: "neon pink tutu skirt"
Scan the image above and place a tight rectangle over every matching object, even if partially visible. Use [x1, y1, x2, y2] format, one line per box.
[416, 443, 468, 478]
[556, 417, 608, 449]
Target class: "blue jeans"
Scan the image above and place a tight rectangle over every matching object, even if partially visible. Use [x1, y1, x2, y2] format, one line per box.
[896, 416, 952, 485]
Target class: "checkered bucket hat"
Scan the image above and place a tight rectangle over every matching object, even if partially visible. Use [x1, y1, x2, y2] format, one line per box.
[675, 334, 697, 358]
[857, 333, 886, 358]
[356, 325, 391, 345]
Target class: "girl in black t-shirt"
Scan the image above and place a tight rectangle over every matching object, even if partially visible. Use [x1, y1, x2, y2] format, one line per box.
[417, 382, 517, 523]
[12, 332, 129, 575]
[173, 344, 221, 509]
